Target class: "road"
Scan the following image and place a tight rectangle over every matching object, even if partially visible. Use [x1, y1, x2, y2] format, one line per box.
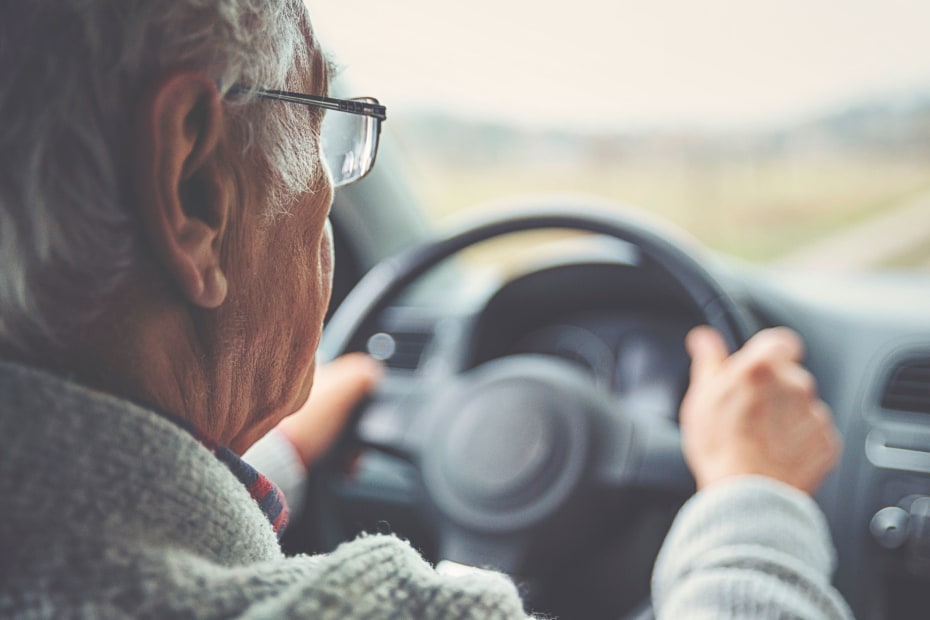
[774, 192, 930, 271]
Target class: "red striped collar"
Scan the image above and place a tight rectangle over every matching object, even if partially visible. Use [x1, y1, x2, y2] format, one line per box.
[157, 412, 290, 537]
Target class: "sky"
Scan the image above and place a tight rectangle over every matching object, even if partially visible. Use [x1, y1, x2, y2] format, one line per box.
[305, 0, 930, 131]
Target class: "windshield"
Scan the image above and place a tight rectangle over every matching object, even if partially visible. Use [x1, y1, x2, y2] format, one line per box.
[308, 0, 930, 273]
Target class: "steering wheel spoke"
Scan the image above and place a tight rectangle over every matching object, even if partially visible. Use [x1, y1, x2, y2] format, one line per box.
[325, 448, 421, 507]
[592, 403, 694, 495]
[631, 421, 694, 493]
[354, 396, 420, 460]
[351, 373, 445, 461]
[627, 420, 694, 494]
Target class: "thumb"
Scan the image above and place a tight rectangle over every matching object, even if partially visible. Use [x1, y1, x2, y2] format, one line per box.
[686, 326, 729, 384]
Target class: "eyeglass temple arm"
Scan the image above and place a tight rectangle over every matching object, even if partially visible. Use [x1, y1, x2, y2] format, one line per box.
[317, 97, 387, 121]
[226, 84, 387, 121]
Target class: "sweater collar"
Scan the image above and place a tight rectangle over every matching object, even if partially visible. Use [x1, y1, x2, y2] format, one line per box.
[153, 411, 290, 537]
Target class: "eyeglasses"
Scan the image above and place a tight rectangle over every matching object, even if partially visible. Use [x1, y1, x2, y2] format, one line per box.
[230, 86, 387, 188]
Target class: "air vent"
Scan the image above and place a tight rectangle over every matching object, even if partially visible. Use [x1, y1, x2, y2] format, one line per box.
[366, 329, 433, 371]
[881, 357, 930, 414]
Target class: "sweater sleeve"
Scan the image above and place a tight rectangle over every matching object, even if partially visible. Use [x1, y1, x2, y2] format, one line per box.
[651, 476, 854, 620]
[243, 535, 531, 620]
[108, 534, 531, 620]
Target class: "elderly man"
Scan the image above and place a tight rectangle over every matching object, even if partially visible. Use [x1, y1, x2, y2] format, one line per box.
[0, 1, 852, 618]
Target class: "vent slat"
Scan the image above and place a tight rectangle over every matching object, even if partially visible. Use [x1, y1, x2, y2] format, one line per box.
[897, 368, 930, 382]
[882, 356, 930, 415]
[886, 381, 930, 395]
[884, 395, 930, 407]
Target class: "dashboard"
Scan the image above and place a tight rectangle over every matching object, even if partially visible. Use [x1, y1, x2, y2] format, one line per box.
[511, 316, 690, 421]
[464, 260, 698, 432]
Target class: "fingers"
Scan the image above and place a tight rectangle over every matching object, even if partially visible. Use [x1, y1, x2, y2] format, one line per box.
[790, 401, 843, 494]
[686, 326, 805, 383]
[686, 326, 729, 384]
[278, 353, 383, 467]
[680, 325, 842, 495]
[312, 352, 384, 415]
[740, 327, 805, 365]
[812, 399, 843, 468]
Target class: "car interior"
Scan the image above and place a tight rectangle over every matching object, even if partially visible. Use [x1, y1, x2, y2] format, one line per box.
[4, 1, 929, 619]
[272, 147, 930, 620]
[288, 2, 930, 618]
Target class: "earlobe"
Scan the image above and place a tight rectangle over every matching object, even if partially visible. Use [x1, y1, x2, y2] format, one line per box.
[132, 71, 231, 309]
[195, 265, 228, 309]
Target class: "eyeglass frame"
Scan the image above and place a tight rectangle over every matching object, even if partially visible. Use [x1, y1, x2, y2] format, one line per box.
[227, 85, 387, 186]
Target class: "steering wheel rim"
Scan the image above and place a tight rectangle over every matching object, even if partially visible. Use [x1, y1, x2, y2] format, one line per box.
[313, 199, 755, 617]
[321, 202, 752, 361]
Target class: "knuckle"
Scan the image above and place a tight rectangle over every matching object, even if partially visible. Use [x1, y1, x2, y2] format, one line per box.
[775, 326, 803, 348]
[813, 400, 835, 425]
[820, 426, 843, 463]
[796, 370, 818, 399]
[743, 356, 777, 384]
[747, 327, 804, 360]
[767, 326, 803, 349]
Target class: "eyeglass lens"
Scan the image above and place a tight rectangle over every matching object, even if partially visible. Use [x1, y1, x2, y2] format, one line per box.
[321, 99, 379, 187]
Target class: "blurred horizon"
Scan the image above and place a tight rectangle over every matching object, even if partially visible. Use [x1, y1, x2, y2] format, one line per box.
[307, 0, 930, 271]
[308, 0, 930, 132]
[389, 94, 930, 267]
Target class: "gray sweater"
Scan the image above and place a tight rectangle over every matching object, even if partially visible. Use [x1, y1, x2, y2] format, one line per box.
[0, 361, 852, 618]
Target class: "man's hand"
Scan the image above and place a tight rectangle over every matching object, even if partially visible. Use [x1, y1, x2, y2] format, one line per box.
[276, 353, 383, 467]
[680, 326, 842, 494]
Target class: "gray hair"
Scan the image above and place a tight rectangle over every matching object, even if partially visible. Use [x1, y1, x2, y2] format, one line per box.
[0, 0, 321, 354]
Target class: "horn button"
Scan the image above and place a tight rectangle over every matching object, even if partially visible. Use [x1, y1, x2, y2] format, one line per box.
[419, 356, 598, 533]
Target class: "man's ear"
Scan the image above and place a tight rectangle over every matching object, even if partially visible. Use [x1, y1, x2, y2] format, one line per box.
[132, 72, 230, 309]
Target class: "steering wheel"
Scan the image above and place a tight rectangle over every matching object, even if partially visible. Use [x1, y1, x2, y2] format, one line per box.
[314, 199, 754, 617]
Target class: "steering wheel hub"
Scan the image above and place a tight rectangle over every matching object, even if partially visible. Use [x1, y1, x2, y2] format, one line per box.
[419, 356, 596, 533]
[442, 381, 565, 505]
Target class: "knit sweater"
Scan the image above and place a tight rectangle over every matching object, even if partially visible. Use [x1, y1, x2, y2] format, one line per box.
[0, 360, 853, 619]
